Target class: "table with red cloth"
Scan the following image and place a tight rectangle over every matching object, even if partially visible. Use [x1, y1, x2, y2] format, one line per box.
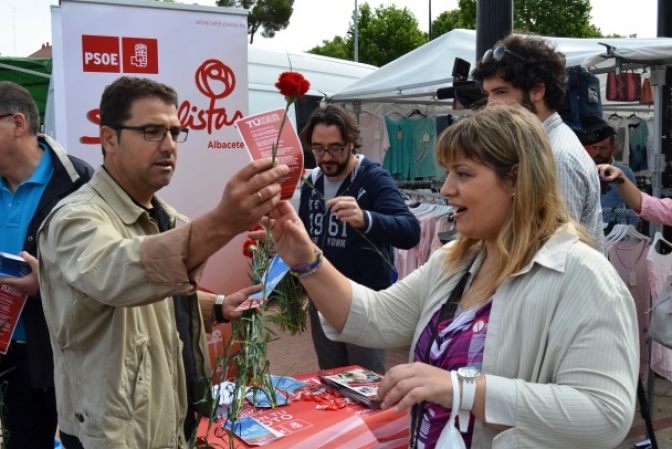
[196, 370, 410, 448]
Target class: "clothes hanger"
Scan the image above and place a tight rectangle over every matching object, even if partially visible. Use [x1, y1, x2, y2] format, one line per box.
[627, 112, 641, 126]
[408, 108, 427, 118]
[605, 223, 625, 241]
[614, 224, 650, 243]
[653, 231, 672, 254]
[608, 111, 623, 128]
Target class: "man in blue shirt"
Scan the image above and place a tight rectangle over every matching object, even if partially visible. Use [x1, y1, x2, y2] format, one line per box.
[590, 126, 638, 227]
[0, 81, 93, 448]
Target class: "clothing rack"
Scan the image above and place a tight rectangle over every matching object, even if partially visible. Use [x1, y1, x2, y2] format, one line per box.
[602, 211, 658, 448]
[601, 207, 639, 217]
[399, 188, 447, 202]
[395, 179, 444, 190]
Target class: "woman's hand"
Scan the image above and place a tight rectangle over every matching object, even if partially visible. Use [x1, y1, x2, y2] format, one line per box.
[597, 164, 624, 182]
[377, 362, 454, 412]
[0, 251, 39, 297]
[248, 200, 316, 268]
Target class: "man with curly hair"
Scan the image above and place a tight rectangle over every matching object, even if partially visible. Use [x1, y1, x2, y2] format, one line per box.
[472, 34, 605, 253]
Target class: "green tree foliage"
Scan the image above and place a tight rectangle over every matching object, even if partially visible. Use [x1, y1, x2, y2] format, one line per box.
[217, 0, 294, 44]
[431, 9, 466, 38]
[432, 0, 604, 39]
[309, 3, 427, 67]
[514, 0, 602, 37]
[309, 36, 351, 61]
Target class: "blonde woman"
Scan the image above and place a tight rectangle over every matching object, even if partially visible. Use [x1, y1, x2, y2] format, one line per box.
[258, 105, 638, 449]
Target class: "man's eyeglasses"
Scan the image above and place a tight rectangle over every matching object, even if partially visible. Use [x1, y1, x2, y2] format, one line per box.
[109, 125, 189, 143]
[0, 113, 14, 121]
[482, 45, 525, 63]
[310, 144, 347, 157]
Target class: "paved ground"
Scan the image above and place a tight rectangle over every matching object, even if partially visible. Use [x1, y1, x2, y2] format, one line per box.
[265, 309, 672, 449]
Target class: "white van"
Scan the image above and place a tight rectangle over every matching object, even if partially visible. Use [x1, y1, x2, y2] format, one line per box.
[247, 46, 376, 169]
[245, 46, 377, 210]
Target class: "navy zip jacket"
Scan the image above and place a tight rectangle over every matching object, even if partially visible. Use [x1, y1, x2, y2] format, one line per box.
[24, 135, 93, 388]
[299, 155, 420, 291]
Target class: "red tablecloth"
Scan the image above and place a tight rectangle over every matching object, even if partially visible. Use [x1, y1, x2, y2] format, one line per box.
[197, 371, 409, 448]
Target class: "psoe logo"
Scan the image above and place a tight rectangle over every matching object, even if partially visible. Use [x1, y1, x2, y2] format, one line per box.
[82, 35, 158, 74]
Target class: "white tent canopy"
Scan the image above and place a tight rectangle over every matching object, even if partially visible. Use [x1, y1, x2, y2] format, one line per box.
[328, 29, 672, 111]
[328, 28, 672, 237]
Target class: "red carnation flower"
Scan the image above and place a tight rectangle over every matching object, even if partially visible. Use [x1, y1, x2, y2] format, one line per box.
[242, 239, 258, 259]
[250, 225, 265, 232]
[275, 72, 310, 101]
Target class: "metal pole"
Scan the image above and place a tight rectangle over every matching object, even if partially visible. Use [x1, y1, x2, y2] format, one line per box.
[428, 0, 432, 41]
[354, 0, 359, 62]
[658, 0, 672, 37]
[476, 0, 513, 66]
[13, 8, 17, 56]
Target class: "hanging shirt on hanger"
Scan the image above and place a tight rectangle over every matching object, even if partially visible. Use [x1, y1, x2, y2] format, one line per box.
[409, 116, 438, 179]
[384, 116, 414, 180]
[357, 113, 390, 164]
[607, 238, 650, 382]
[629, 120, 649, 171]
[647, 235, 672, 381]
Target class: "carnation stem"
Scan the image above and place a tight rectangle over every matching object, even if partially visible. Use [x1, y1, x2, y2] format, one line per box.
[271, 102, 292, 167]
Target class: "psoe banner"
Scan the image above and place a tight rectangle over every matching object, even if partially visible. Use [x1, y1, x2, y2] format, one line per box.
[53, 0, 253, 294]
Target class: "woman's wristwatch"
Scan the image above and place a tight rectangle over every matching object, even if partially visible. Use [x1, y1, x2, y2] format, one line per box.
[456, 366, 481, 432]
[213, 294, 229, 323]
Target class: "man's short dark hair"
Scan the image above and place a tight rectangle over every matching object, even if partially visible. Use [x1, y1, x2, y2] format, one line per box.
[472, 34, 567, 112]
[0, 81, 40, 136]
[300, 104, 361, 149]
[99, 77, 179, 156]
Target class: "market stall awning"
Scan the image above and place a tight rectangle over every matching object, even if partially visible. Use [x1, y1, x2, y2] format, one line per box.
[329, 29, 672, 109]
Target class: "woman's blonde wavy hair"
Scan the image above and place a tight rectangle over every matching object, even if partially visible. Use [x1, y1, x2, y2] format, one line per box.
[435, 105, 592, 292]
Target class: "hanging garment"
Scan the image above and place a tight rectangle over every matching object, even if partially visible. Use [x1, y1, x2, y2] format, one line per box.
[409, 115, 438, 179]
[607, 238, 651, 382]
[358, 113, 390, 164]
[647, 234, 672, 381]
[384, 116, 414, 180]
[629, 120, 649, 171]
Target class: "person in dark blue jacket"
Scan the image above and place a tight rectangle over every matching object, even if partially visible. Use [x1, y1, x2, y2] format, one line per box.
[298, 105, 421, 374]
[0, 81, 93, 449]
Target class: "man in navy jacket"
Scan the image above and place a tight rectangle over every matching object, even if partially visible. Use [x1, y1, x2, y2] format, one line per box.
[0, 81, 93, 448]
[299, 105, 420, 374]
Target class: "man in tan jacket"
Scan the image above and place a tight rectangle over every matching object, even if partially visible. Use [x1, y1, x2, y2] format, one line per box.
[38, 76, 288, 449]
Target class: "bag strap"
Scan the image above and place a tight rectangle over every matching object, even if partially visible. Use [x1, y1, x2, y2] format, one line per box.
[409, 261, 474, 449]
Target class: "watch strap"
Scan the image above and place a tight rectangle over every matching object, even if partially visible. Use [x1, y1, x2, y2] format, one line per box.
[458, 375, 477, 432]
[213, 295, 229, 323]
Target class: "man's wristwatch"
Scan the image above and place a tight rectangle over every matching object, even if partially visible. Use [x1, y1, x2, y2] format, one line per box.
[213, 294, 229, 323]
[456, 366, 481, 432]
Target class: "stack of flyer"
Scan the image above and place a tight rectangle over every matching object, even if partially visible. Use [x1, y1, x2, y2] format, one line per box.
[318, 366, 383, 409]
[0, 252, 31, 278]
[225, 416, 284, 446]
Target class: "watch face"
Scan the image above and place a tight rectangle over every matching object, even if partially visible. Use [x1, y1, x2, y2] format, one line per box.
[458, 366, 480, 379]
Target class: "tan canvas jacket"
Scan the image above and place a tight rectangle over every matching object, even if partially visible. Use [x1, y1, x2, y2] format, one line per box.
[38, 167, 211, 449]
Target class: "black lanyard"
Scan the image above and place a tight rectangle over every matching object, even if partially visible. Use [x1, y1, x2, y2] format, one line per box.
[409, 262, 474, 449]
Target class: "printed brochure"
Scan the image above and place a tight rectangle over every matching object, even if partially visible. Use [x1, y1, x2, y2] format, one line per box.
[318, 366, 383, 409]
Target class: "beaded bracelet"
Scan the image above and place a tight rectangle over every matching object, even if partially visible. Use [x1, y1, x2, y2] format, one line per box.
[289, 247, 324, 278]
[289, 246, 320, 272]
